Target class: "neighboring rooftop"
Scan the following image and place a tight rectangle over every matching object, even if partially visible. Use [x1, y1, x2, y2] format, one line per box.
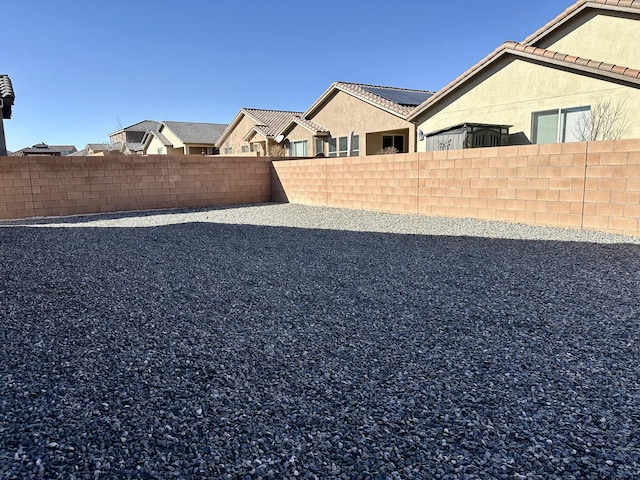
[242, 109, 303, 138]
[10, 143, 77, 156]
[360, 85, 434, 107]
[161, 121, 228, 144]
[109, 120, 160, 136]
[306, 82, 435, 119]
[291, 116, 331, 136]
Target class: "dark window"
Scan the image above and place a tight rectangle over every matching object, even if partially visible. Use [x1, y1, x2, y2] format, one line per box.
[328, 138, 337, 157]
[383, 135, 404, 153]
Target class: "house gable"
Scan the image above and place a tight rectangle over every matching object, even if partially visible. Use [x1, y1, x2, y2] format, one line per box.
[279, 82, 433, 156]
[525, 3, 640, 68]
[109, 120, 160, 144]
[412, 50, 640, 144]
[304, 82, 433, 120]
[408, 0, 640, 150]
[217, 112, 264, 154]
[308, 90, 412, 137]
[216, 109, 301, 155]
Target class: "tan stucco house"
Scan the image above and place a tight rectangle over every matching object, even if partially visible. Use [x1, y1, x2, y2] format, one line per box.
[408, 0, 640, 150]
[215, 108, 302, 157]
[141, 121, 228, 155]
[276, 82, 433, 157]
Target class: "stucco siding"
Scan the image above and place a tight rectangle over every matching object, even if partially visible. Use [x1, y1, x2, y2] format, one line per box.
[286, 124, 316, 156]
[536, 12, 640, 69]
[160, 127, 185, 150]
[146, 136, 181, 155]
[219, 116, 257, 154]
[415, 57, 640, 150]
[307, 91, 416, 154]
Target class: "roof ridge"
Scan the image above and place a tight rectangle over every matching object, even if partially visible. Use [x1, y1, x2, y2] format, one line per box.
[408, 40, 640, 120]
[336, 81, 434, 93]
[504, 41, 640, 78]
[242, 107, 303, 114]
[162, 120, 227, 125]
[523, 0, 640, 45]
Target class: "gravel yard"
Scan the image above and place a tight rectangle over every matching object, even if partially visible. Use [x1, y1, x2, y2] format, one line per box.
[1, 203, 640, 479]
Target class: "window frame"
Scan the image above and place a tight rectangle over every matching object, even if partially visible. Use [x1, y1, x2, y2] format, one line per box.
[328, 138, 337, 157]
[290, 140, 308, 157]
[351, 134, 360, 156]
[532, 106, 590, 144]
[338, 136, 348, 157]
[382, 134, 405, 153]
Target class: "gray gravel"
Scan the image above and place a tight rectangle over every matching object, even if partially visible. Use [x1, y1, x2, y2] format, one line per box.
[1, 203, 640, 479]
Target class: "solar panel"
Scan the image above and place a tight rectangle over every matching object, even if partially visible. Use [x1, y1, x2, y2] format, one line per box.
[362, 86, 432, 106]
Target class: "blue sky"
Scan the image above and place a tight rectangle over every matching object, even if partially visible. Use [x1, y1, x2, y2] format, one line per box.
[2, 1, 570, 152]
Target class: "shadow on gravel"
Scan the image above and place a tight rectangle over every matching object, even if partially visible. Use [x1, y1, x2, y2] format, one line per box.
[1, 222, 639, 479]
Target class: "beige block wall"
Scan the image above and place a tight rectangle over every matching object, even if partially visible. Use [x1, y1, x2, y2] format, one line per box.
[3, 142, 639, 238]
[582, 139, 640, 233]
[0, 157, 33, 219]
[0, 155, 272, 220]
[537, 12, 640, 68]
[272, 139, 640, 237]
[415, 57, 640, 149]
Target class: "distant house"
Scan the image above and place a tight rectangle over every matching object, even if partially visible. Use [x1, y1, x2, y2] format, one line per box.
[140, 121, 228, 155]
[72, 143, 115, 156]
[86, 143, 113, 155]
[108, 120, 161, 154]
[11, 143, 78, 156]
[408, 0, 640, 149]
[215, 109, 303, 157]
[0, 74, 15, 156]
[276, 82, 434, 157]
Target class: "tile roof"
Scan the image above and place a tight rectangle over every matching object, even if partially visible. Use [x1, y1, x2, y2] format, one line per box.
[306, 82, 435, 119]
[0, 74, 14, 99]
[241, 109, 303, 138]
[523, 0, 640, 46]
[1, 74, 15, 119]
[161, 121, 228, 144]
[408, 41, 640, 121]
[291, 116, 330, 135]
[505, 41, 640, 79]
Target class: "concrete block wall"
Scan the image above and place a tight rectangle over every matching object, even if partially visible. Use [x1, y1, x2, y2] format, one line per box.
[2, 141, 639, 237]
[272, 139, 640, 237]
[582, 140, 640, 234]
[0, 155, 272, 220]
